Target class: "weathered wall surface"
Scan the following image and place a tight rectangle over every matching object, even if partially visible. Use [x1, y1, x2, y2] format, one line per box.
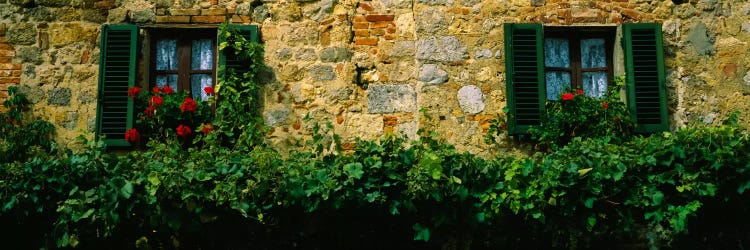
[0, 0, 749, 154]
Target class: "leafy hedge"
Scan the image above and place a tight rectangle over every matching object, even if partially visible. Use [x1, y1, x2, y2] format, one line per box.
[2, 112, 750, 249]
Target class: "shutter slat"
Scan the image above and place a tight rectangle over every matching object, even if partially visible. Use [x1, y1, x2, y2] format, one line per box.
[219, 25, 259, 83]
[624, 23, 668, 133]
[96, 24, 137, 147]
[504, 23, 544, 134]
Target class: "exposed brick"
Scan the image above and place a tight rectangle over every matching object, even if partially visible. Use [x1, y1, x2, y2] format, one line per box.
[81, 50, 90, 64]
[371, 28, 385, 36]
[353, 22, 369, 29]
[226, 8, 236, 14]
[383, 115, 398, 127]
[0, 43, 11, 50]
[320, 17, 336, 26]
[0, 51, 14, 57]
[0, 57, 9, 63]
[447, 7, 470, 15]
[337, 115, 344, 124]
[621, 9, 641, 21]
[359, 2, 374, 12]
[230, 15, 251, 23]
[354, 37, 378, 46]
[341, 142, 356, 151]
[354, 29, 369, 37]
[365, 14, 395, 22]
[353, 15, 367, 23]
[384, 33, 397, 40]
[12, 70, 20, 77]
[0, 70, 11, 77]
[370, 21, 393, 28]
[191, 15, 226, 23]
[156, 16, 191, 23]
[94, 0, 115, 9]
[156, 8, 167, 15]
[0, 64, 21, 70]
[386, 26, 396, 34]
[0, 38, 7, 43]
[201, 8, 226, 16]
[0, 77, 20, 84]
[169, 8, 201, 16]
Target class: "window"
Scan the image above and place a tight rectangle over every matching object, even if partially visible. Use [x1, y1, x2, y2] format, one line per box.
[95, 24, 259, 147]
[152, 29, 215, 101]
[543, 27, 614, 100]
[503, 23, 668, 135]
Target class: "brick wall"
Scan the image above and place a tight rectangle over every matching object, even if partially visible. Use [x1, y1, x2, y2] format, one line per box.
[0, 24, 22, 109]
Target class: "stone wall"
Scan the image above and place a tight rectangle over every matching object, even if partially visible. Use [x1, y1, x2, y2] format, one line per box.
[0, 0, 749, 155]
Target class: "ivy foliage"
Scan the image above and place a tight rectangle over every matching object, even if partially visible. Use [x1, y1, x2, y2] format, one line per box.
[0, 86, 54, 163]
[2, 29, 750, 249]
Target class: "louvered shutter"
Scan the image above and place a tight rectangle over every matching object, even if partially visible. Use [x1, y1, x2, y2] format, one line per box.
[623, 23, 669, 133]
[219, 25, 259, 80]
[96, 25, 138, 147]
[504, 23, 545, 135]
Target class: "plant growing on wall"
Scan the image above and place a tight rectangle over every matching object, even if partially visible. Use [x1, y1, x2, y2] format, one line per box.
[528, 77, 634, 149]
[128, 85, 214, 146]
[0, 86, 54, 163]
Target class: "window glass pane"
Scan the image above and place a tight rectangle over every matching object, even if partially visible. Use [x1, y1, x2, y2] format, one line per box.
[191, 39, 214, 70]
[544, 38, 570, 67]
[156, 39, 177, 70]
[191, 74, 213, 101]
[580, 38, 606, 68]
[582, 72, 607, 98]
[156, 74, 178, 91]
[545, 71, 571, 100]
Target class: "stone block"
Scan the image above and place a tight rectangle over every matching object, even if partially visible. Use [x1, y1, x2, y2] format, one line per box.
[16, 85, 44, 104]
[295, 48, 318, 61]
[169, 8, 201, 16]
[253, 6, 270, 22]
[35, 0, 70, 7]
[416, 0, 453, 6]
[47, 87, 71, 106]
[416, 36, 468, 63]
[319, 47, 353, 63]
[264, 108, 290, 126]
[191, 15, 225, 23]
[367, 84, 416, 114]
[129, 9, 156, 23]
[201, 8, 226, 15]
[475, 49, 493, 59]
[418, 64, 448, 85]
[7, 23, 37, 45]
[15, 46, 43, 65]
[310, 65, 335, 81]
[48, 23, 97, 47]
[686, 21, 715, 56]
[457, 85, 484, 114]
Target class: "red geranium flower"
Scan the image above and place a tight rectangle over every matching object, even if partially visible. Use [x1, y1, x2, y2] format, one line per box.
[153, 86, 160, 94]
[204, 86, 214, 95]
[162, 86, 175, 94]
[127, 87, 140, 98]
[201, 122, 214, 135]
[180, 97, 197, 113]
[561, 93, 575, 101]
[577, 89, 584, 96]
[125, 128, 140, 144]
[150, 96, 164, 106]
[176, 124, 192, 138]
[144, 105, 156, 118]
[601, 101, 609, 109]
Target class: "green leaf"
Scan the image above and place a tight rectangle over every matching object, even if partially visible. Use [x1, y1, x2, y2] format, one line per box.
[584, 197, 596, 209]
[578, 168, 593, 176]
[413, 223, 431, 242]
[343, 162, 364, 179]
[651, 190, 664, 206]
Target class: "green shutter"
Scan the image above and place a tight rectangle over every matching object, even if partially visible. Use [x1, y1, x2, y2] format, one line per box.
[96, 24, 138, 147]
[219, 25, 259, 80]
[504, 23, 545, 135]
[623, 23, 669, 133]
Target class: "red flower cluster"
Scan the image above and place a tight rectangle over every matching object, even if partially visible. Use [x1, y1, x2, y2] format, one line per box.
[181, 97, 197, 113]
[204, 86, 214, 95]
[162, 86, 175, 95]
[561, 93, 575, 101]
[128, 87, 140, 98]
[577, 89, 584, 96]
[176, 124, 192, 138]
[201, 122, 214, 135]
[125, 128, 140, 144]
[144, 105, 156, 118]
[601, 101, 609, 109]
[153, 86, 160, 93]
[150, 96, 164, 106]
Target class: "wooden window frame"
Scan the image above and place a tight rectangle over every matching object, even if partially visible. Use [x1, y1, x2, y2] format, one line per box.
[149, 28, 217, 93]
[543, 27, 616, 92]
